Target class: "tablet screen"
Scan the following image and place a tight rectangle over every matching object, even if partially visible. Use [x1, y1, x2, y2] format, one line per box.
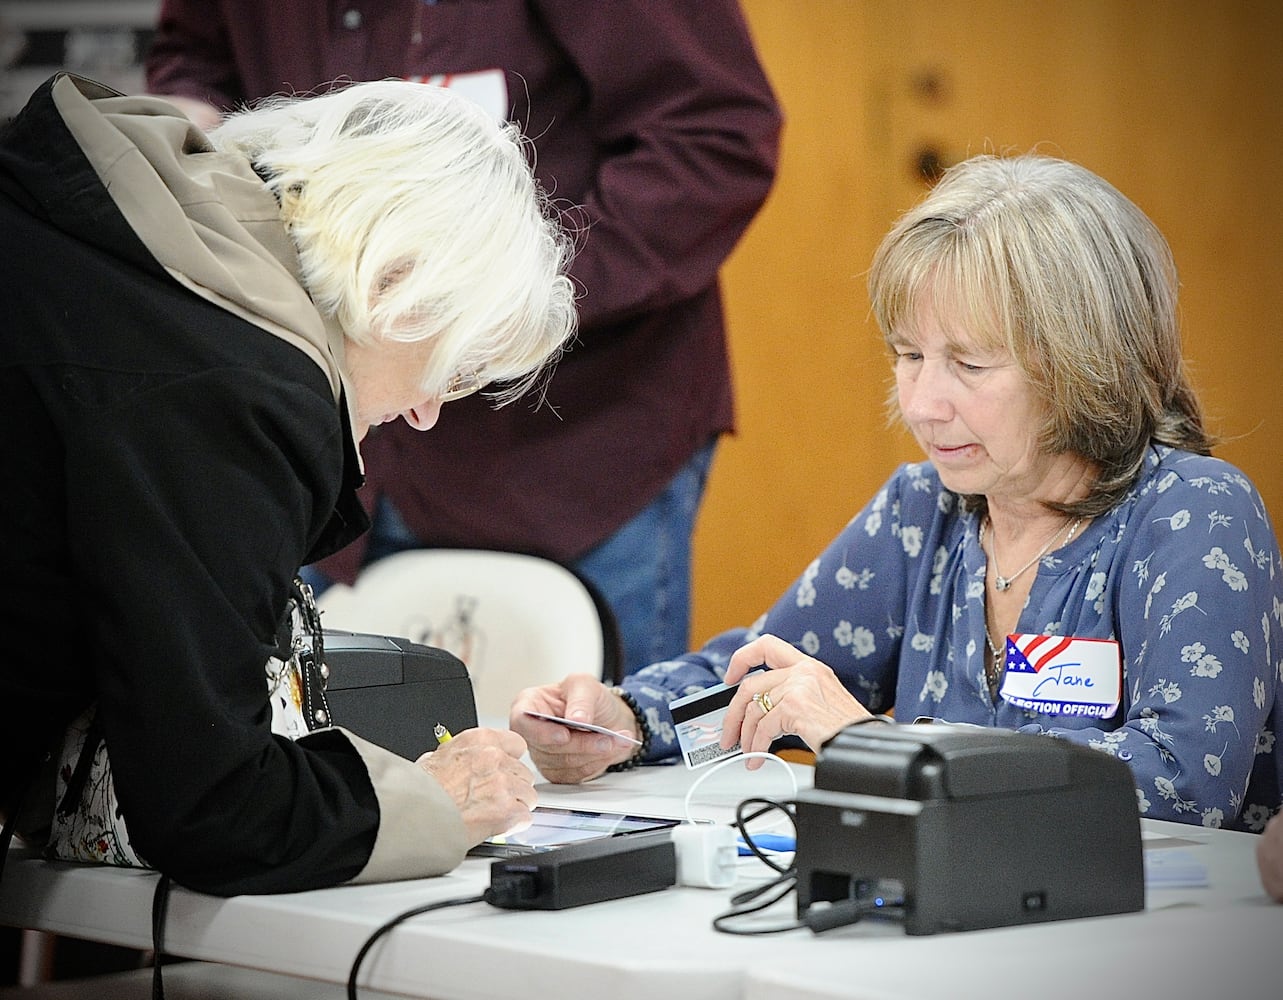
[467, 806, 683, 857]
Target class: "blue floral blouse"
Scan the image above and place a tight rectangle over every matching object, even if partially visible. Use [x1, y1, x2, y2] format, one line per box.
[626, 446, 1282, 832]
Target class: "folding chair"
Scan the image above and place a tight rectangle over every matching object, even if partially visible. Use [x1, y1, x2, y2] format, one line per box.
[314, 548, 623, 722]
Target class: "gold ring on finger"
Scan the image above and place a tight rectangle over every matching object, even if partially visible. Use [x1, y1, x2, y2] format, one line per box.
[753, 690, 775, 714]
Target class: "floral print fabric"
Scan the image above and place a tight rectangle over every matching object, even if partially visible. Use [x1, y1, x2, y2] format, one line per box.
[628, 446, 1282, 832]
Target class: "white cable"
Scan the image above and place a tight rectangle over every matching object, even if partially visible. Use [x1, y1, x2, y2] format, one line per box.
[672, 752, 800, 889]
[681, 751, 800, 824]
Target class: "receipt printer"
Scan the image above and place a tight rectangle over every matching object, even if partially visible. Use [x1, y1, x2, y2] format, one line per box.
[323, 631, 478, 759]
[794, 724, 1144, 935]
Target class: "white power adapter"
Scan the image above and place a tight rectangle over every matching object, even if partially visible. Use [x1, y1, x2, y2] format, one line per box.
[671, 823, 738, 889]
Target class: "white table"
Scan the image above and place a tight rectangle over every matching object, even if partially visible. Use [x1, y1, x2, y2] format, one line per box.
[2, 759, 1277, 1000]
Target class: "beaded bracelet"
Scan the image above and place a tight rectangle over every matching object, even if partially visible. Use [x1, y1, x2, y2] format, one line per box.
[605, 685, 651, 772]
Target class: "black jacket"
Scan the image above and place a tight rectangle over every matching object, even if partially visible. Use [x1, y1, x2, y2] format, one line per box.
[0, 75, 468, 894]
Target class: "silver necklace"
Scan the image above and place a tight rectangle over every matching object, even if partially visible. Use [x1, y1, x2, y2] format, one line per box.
[981, 516, 1083, 592]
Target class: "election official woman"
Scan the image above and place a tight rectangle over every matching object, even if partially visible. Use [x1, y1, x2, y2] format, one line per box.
[512, 152, 1282, 835]
[0, 74, 575, 894]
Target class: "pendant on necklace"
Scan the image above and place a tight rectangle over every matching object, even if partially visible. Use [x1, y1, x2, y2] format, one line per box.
[995, 576, 1011, 592]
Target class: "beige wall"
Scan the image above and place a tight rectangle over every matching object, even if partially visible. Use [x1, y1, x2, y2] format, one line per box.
[691, 0, 1283, 644]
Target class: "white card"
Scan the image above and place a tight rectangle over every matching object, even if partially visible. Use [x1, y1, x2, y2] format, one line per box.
[998, 633, 1122, 718]
[522, 710, 642, 745]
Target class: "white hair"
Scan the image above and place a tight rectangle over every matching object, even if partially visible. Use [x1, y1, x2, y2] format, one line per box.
[208, 79, 577, 401]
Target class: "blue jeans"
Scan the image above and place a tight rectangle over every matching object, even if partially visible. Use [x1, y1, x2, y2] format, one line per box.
[301, 439, 717, 677]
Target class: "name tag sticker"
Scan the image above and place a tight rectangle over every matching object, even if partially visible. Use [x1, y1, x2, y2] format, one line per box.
[998, 634, 1121, 718]
[670, 681, 743, 770]
[404, 68, 509, 122]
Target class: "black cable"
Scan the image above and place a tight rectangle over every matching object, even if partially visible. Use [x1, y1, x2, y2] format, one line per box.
[732, 796, 797, 875]
[705, 795, 805, 934]
[803, 892, 906, 933]
[150, 874, 172, 1000]
[347, 892, 486, 1000]
[711, 872, 805, 935]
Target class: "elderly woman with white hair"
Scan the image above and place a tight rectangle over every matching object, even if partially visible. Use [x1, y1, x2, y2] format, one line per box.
[0, 73, 575, 895]
[514, 152, 1282, 837]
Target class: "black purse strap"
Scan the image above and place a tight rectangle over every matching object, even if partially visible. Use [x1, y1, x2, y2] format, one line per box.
[55, 710, 104, 818]
[293, 577, 332, 731]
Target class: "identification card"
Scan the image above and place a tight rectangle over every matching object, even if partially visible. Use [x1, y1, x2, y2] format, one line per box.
[670, 681, 743, 769]
[998, 633, 1122, 718]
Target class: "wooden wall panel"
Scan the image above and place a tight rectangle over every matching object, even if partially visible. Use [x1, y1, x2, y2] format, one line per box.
[691, 0, 1283, 646]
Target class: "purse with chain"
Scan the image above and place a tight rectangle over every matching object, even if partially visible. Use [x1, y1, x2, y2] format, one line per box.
[46, 578, 331, 868]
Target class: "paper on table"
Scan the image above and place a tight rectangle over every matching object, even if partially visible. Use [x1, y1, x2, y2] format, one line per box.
[523, 710, 642, 745]
[1143, 845, 1209, 888]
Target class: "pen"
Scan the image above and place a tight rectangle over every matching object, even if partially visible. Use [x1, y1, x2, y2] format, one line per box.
[434, 723, 453, 745]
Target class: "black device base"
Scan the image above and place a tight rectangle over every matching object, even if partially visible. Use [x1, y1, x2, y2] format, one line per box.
[486, 831, 677, 910]
[794, 724, 1145, 935]
[323, 631, 477, 759]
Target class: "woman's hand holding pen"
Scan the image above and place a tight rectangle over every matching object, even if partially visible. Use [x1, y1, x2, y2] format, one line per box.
[416, 727, 537, 845]
[721, 634, 874, 769]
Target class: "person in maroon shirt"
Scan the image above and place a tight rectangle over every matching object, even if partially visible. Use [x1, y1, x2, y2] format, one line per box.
[145, 1, 783, 675]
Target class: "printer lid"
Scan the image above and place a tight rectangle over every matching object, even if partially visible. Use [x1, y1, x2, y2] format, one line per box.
[813, 723, 1080, 801]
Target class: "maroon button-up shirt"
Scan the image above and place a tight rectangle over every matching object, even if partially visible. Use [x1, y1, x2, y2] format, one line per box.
[147, 0, 782, 575]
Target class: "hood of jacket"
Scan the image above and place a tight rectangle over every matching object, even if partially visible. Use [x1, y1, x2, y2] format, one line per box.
[0, 73, 351, 412]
